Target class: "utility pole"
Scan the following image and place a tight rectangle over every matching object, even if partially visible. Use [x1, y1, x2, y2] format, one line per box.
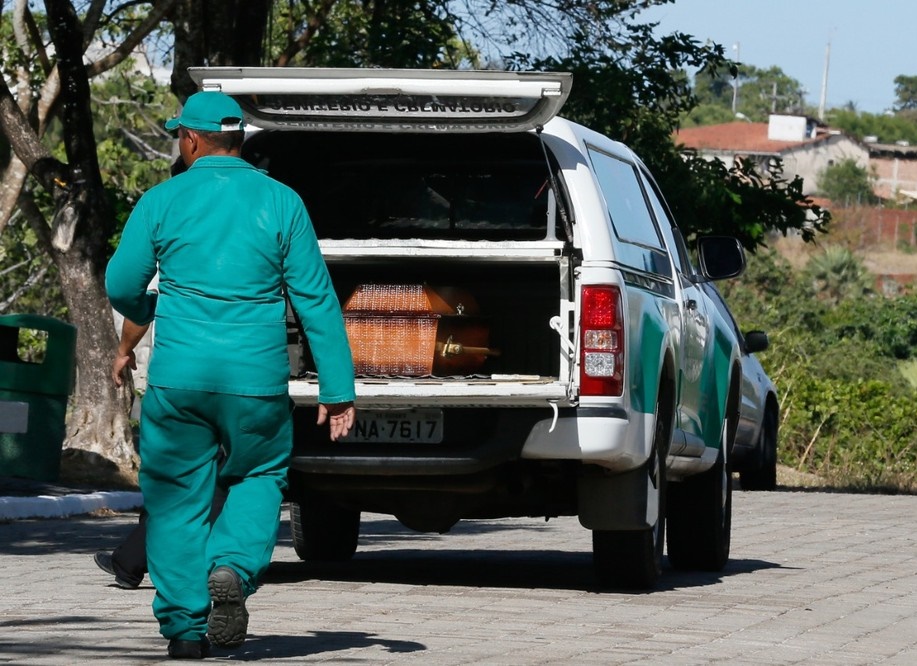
[732, 42, 740, 114]
[818, 42, 831, 120]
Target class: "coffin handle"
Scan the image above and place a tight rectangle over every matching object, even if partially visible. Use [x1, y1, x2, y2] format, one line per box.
[437, 336, 502, 358]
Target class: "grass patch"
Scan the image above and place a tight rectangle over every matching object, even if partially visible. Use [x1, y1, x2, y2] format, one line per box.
[899, 359, 917, 389]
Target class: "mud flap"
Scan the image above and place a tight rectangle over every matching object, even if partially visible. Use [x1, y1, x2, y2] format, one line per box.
[577, 465, 657, 531]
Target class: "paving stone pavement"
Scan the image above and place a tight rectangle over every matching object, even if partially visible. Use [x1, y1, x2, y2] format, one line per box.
[1, 490, 916, 664]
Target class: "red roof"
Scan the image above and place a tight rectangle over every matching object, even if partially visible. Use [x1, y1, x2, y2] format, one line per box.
[673, 121, 821, 154]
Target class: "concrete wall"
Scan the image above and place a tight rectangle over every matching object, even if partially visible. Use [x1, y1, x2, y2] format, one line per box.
[778, 135, 870, 196]
[872, 155, 917, 200]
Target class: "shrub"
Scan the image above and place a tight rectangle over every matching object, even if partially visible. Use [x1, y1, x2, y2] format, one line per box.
[722, 249, 917, 492]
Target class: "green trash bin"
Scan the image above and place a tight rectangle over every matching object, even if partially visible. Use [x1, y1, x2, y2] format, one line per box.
[0, 314, 77, 482]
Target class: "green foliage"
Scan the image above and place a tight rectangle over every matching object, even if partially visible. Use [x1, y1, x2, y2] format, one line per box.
[803, 245, 875, 304]
[779, 378, 917, 492]
[0, 212, 65, 318]
[680, 102, 738, 128]
[894, 74, 917, 112]
[2, 49, 172, 313]
[13, 327, 49, 363]
[509, 21, 827, 250]
[691, 63, 805, 122]
[825, 294, 917, 360]
[89, 61, 174, 201]
[684, 60, 917, 150]
[898, 359, 917, 388]
[720, 249, 917, 492]
[266, 0, 465, 68]
[824, 108, 917, 145]
[817, 158, 878, 206]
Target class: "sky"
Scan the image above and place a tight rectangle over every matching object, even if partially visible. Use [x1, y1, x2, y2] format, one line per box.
[639, 0, 915, 115]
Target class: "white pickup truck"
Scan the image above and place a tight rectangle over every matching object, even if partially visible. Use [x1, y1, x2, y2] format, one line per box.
[190, 67, 746, 589]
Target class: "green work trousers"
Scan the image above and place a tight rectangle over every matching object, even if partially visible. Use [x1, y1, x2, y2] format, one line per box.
[139, 386, 292, 641]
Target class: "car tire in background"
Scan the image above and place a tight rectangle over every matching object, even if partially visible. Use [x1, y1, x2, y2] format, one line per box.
[739, 406, 778, 492]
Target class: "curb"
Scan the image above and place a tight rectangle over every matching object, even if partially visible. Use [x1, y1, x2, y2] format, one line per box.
[0, 491, 143, 520]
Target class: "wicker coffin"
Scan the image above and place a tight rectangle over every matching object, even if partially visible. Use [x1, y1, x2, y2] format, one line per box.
[343, 284, 497, 376]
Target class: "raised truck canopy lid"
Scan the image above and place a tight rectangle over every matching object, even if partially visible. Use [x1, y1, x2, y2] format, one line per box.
[187, 67, 572, 133]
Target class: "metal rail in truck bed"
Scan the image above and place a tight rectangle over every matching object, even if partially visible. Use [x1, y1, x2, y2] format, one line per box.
[288, 376, 571, 408]
[318, 239, 566, 263]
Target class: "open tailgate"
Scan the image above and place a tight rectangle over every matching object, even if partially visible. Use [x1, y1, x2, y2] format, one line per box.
[187, 67, 572, 133]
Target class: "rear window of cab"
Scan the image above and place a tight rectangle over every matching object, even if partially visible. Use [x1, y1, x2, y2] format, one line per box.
[242, 131, 561, 242]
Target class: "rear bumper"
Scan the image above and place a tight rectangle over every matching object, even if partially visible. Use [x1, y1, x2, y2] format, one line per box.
[521, 407, 652, 472]
[288, 405, 653, 476]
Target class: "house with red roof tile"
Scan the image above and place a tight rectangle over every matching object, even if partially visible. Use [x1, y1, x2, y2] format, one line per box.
[673, 114, 869, 197]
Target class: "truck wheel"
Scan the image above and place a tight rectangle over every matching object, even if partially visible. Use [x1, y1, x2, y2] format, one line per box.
[593, 399, 669, 590]
[290, 495, 360, 562]
[667, 445, 732, 571]
[739, 407, 778, 491]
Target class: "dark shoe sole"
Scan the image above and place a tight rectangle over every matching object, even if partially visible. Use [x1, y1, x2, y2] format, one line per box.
[112, 573, 142, 589]
[207, 566, 248, 648]
[168, 637, 209, 659]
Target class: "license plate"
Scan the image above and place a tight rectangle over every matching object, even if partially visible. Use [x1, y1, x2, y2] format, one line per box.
[342, 408, 444, 443]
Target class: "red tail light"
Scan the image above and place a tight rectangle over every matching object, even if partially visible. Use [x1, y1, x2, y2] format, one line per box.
[580, 285, 624, 396]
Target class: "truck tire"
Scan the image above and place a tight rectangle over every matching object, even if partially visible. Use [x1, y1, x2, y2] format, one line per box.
[739, 407, 778, 491]
[290, 496, 360, 562]
[592, 460, 665, 589]
[667, 445, 731, 571]
[592, 393, 671, 590]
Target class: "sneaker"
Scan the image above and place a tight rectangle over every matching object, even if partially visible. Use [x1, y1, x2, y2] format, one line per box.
[207, 566, 249, 648]
[93, 551, 141, 589]
[167, 637, 209, 660]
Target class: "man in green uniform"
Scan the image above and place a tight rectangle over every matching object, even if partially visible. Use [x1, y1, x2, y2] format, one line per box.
[106, 91, 355, 660]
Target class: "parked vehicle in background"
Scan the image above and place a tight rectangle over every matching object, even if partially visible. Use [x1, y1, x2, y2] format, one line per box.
[192, 67, 748, 589]
[701, 282, 780, 491]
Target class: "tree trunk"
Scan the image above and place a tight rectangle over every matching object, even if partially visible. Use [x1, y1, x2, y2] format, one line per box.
[168, 0, 271, 97]
[56, 242, 139, 486]
[42, 0, 137, 485]
[1, 0, 179, 485]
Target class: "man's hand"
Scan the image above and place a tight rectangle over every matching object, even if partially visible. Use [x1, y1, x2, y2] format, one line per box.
[111, 319, 150, 387]
[112, 351, 137, 387]
[317, 401, 356, 441]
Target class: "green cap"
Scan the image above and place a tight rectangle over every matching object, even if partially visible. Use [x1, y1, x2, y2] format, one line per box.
[165, 91, 244, 133]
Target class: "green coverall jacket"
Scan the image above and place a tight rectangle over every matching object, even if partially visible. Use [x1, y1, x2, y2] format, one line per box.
[106, 155, 355, 403]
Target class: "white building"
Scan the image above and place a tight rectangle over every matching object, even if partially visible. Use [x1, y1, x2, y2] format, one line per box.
[673, 114, 869, 196]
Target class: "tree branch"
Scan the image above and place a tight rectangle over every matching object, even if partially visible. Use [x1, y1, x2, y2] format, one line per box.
[275, 0, 338, 67]
[0, 157, 29, 233]
[0, 256, 31, 279]
[85, 0, 177, 77]
[120, 127, 172, 160]
[24, 4, 53, 75]
[17, 190, 54, 251]
[0, 203, 51, 312]
[0, 72, 62, 186]
[82, 0, 108, 48]
[0, 37, 60, 231]
[0, 263, 50, 312]
[45, 0, 99, 171]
